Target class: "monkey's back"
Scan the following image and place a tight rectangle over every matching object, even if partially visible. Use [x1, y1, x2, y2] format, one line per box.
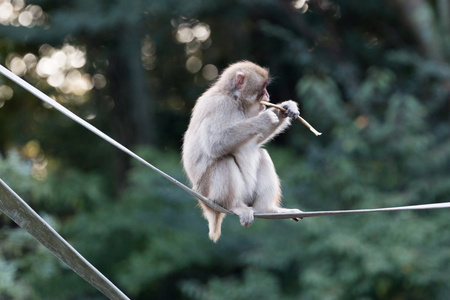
[182, 87, 228, 186]
[182, 87, 257, 192]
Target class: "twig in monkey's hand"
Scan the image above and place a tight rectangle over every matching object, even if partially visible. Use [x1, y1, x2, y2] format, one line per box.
[260, 100, 322, 136]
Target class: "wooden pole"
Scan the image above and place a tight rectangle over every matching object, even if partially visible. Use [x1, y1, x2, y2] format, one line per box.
[0, 178, 130, 300]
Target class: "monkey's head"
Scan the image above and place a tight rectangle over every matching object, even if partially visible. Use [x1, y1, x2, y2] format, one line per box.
[218, 61, 270, 112]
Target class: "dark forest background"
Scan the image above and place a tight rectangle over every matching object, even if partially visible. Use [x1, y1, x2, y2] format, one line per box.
[1, 0, 450, 299]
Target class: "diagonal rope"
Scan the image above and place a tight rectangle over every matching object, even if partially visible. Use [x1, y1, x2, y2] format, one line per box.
[1, 64, 449, 219]
[0, 64, 231, 215]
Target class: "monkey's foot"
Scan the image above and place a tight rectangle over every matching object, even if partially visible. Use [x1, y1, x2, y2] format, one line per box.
[272, 208, 303, 222]
[231, 207, 255, 227]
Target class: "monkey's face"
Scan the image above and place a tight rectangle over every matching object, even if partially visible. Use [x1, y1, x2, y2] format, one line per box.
[239, 77, 269, 115]
[241, 71, 269, 99]
[259, 81, 270, 102]
[257, 81, 270, 111]
[224, 61, 271, 113]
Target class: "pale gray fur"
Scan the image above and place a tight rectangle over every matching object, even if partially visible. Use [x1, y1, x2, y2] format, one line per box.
[182, 61, 301, 242]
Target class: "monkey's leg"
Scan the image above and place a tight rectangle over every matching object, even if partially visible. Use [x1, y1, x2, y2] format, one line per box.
[253, 149, 302, 220]
[207, 158, 256, 228]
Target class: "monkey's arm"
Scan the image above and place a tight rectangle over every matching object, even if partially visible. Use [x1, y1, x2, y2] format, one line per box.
[206, 111, 279, 157]
[257, 100, 299, 145]
[256, 109, 290, 145]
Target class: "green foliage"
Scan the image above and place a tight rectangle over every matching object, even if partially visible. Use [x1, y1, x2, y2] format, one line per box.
[182, 268, 282, 300]
[297, 74, 349, 130]
[0, 151, 33, 195]
[0, 230, 34, 300]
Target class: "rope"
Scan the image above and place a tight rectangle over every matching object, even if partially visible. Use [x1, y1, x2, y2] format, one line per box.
[1, 64, 449, 219]
[0, 64, 231, 215]
[256, 202, 450, 218]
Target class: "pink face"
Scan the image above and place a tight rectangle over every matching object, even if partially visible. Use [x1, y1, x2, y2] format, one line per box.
[261, 86, 269, 102]
[259, 83, 269, 111]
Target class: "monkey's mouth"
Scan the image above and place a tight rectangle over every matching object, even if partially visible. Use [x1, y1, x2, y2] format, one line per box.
[259, 103, 266, 111]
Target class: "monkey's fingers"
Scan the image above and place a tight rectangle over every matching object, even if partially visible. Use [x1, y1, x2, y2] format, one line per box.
[282, 104, 300, 119]
[260, 101, 322, 136]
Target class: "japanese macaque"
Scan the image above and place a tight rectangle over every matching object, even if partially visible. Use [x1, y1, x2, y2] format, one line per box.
[182, 61, 302, 242]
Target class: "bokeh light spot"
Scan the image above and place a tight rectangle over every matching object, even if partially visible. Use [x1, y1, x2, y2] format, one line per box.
[18, 10, 32, 26]
[176, 26, 194, 43]
[0, 2, 14, 22]
[10, 57, 27, 76]
[202, 64, 218, 81]
[0, 85, 14, 101]
[186, 56, 202, 73]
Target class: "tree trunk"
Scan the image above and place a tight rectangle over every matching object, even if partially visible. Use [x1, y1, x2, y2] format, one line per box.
[106, 22, 155, 187]
[391, 0, 443, 60]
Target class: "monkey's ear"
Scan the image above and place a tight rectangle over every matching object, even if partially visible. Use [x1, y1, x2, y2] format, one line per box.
[235, 71, 245, 89]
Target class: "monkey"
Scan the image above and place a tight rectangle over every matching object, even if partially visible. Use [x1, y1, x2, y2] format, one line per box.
[182, 61, 302, 242]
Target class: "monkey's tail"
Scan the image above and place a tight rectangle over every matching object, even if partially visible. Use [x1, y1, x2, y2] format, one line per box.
[199, 201, 226, 242]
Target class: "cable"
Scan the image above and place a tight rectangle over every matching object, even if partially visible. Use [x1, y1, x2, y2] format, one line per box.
[256, 201, 450, 218]
[0, 64, 231, 215]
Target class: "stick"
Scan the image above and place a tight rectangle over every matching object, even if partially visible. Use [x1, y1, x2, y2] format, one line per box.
[260, 100, 322, 136]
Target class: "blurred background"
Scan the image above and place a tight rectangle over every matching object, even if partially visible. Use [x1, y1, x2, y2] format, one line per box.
[0, 0, 449, 299]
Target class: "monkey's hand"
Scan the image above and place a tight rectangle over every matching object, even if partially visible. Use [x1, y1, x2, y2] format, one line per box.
[280, 100, 300, 119]
[255, 110, 281, 141]
[260, 109, 280, 125]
